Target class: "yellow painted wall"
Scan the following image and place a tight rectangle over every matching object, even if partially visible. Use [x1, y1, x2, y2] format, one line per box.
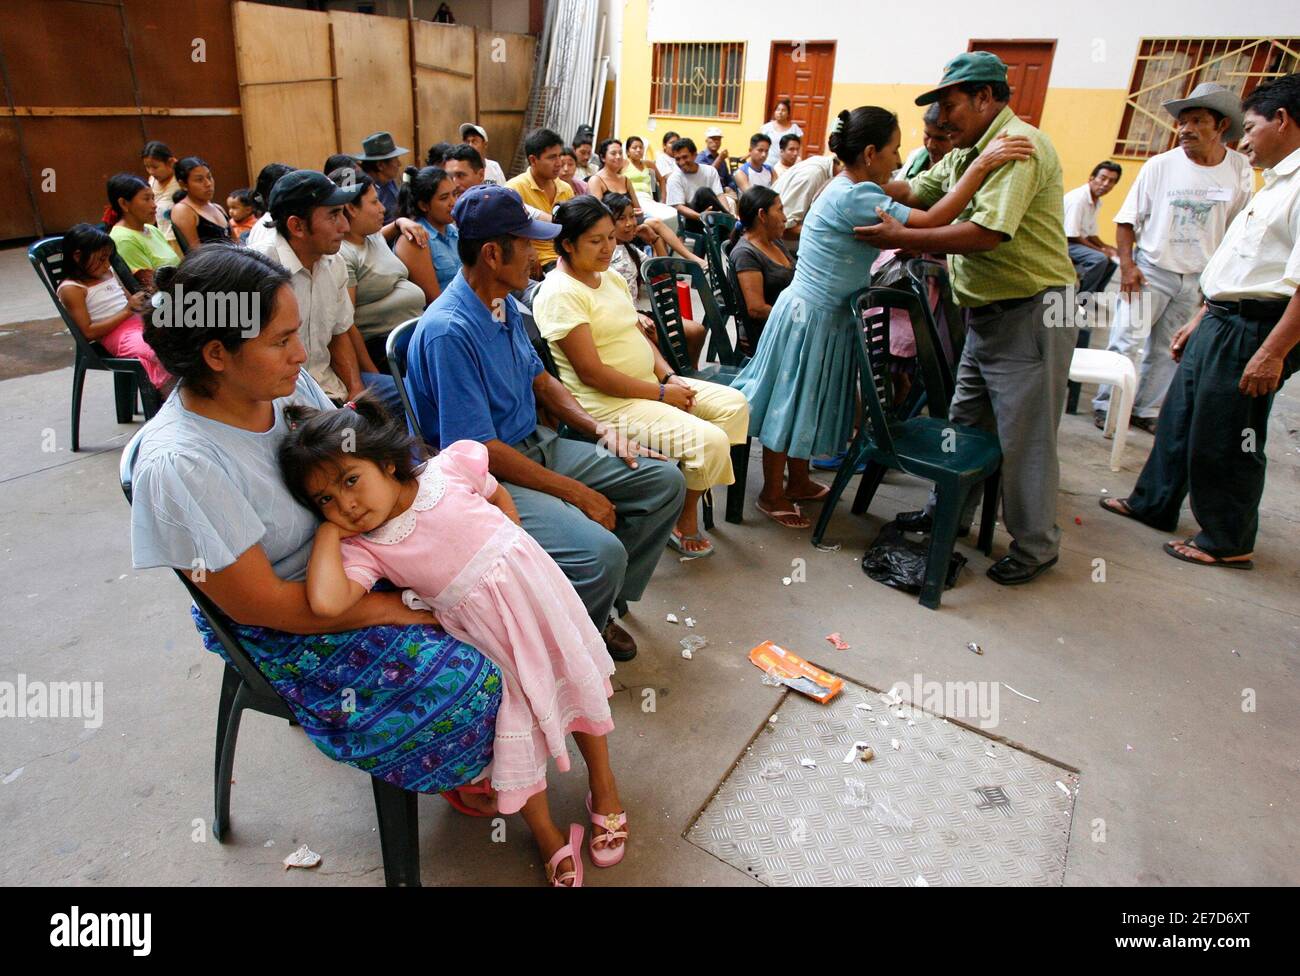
[617, 0, 1177, 237]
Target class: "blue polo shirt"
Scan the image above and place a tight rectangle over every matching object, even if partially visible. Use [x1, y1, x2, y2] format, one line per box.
[419, 218, 462, 287]
[405, 271, 544, 449]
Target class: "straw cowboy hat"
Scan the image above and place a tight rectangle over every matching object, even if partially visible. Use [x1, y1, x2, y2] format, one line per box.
[1162, 83, 1244, 142]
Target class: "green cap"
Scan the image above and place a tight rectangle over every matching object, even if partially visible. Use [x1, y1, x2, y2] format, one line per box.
[915, 52, 1008, 105]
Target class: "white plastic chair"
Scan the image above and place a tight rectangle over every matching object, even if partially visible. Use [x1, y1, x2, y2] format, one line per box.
[1069, 348, 1136, 471]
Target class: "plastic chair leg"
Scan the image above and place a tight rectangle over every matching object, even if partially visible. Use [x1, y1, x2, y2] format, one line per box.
[811, 441, 867, 546]
[850, 460, 886, 515]
[976, 470, 1001, 557]
[114, 371, 136, 423]
[920, 488, 964, 610]
[725, 439, 749, 524]
[70, 358, 87, 453]
[213, 667, 245, 842]
[1109, 374, 1134, 472]
[371, 777, 422, 887]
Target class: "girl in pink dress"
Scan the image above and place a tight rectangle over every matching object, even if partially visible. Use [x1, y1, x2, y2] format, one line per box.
[279, 397, 628, 887]
[55, 223, 174, 393]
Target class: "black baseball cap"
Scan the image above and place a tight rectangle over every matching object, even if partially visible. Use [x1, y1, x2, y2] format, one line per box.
[452, 184, 560, 240]
[268, 170, 364, 221]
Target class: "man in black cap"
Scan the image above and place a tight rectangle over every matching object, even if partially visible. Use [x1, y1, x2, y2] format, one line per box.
[357, 131, 410, 223]
[252, 170, 404, 417]
[858, 51, 1077, 586]
[404, 184, 686, 661]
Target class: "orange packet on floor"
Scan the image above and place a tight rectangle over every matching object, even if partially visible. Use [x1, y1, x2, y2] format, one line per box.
[748, 640, 844, 704]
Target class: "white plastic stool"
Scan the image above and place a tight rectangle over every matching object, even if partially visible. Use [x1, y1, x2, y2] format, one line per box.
[1069, 348, 1137, 471]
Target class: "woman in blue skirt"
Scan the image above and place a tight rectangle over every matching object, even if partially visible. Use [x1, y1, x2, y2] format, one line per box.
[129, 246, 502, 812]
[732, 106, 1031, 527]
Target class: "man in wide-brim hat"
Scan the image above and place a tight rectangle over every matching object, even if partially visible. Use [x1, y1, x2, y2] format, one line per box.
[357, 131, 410, 223]
[1091, 82, 1252, 433]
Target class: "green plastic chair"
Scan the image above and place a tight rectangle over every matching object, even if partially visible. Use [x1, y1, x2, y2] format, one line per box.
[812, 285, 1001, 610]
[700, 212, 741, 349]
[641, 255, 747, 373]
[905, 258, 966, 408]
[27, 236, 162, 452]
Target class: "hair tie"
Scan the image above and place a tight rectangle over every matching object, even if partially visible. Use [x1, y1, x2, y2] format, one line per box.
[830, 114, 846, 135]
[150, 291, 166, 308]
[344, 400, 357, 411]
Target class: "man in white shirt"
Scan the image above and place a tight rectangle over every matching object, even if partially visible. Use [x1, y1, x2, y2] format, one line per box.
[459, 123, 507, 185]
[1063, 160, 1123, 413]
[1101, 74, 1300, 570]
[772, 153, 842, 253]
[1064, 160, 1123, 294]
[1093, 83, 1253, 430]
[252, 171, 402, 415]
[665, 137, 727, 230]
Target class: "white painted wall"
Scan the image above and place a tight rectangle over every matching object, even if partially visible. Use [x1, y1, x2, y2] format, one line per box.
[642, 0, 1298, 88]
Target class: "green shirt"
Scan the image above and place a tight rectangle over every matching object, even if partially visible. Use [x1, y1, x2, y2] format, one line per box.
[110, 223, 179, 275]
[908, 105, 1075, 307]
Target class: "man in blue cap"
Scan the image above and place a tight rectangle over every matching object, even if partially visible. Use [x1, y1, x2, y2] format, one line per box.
[859, 51, 1077, 586]
[404, 184, 686, 660]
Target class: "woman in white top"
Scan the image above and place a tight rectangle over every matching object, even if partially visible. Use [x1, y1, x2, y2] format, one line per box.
[760, 99, 804, 143]
[586, 138, 706, 269]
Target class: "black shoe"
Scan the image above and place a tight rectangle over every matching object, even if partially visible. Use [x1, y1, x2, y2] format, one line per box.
[1093, 409, 1107, 430]
[895, 510, 969, 538]
[1130, 415, 1158, 435]
[602, 618, 637, 661]
[986, 555, 1058, 586]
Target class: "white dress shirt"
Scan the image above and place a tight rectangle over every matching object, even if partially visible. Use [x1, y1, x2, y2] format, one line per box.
[1200, 147, 1299, 301]
[253, 234, 354, 400]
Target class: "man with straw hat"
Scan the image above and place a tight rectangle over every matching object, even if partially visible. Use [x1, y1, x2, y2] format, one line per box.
[1091, 83, 1252, 432]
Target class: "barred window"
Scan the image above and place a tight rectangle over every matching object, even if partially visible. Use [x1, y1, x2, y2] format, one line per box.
[1115, 37, 1300, 159]
[651, 42, 745, 119]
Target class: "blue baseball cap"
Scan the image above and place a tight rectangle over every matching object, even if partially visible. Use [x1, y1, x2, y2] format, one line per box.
[452, 183, 560, 241]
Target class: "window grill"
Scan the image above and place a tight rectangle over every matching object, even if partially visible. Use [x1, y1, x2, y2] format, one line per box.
[651, 42, 745, 120]
[1115, 37, 1300, 158]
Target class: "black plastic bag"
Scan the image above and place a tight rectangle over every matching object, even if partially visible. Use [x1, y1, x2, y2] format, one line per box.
[861, 520, 966, 593]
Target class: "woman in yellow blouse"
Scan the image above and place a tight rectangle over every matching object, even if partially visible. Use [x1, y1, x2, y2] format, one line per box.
[534, 197, 750, 558]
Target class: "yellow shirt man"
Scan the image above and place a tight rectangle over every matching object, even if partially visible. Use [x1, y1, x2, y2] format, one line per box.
[505, 168, 573, 266]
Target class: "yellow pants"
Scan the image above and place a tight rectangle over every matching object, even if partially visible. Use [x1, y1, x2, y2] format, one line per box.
[589, 377, 750, 491]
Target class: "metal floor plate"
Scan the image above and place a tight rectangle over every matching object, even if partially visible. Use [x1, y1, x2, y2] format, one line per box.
[686, 679, 1079, 886]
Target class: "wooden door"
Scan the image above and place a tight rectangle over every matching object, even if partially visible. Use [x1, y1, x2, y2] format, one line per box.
[766, 42, 836, 157]
[968, 40, 1056, 128]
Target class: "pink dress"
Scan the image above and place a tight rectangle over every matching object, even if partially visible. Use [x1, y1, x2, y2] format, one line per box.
[339, 440, 615, 814]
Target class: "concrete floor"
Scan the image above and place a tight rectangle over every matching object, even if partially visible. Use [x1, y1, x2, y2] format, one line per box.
[1, 244, 1297, 886]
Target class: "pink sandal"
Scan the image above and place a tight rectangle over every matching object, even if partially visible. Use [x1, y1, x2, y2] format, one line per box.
[586, 793, 629, 868]
[545, 824, 585, 887]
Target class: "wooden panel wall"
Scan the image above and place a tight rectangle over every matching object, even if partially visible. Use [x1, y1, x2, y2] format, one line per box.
[476, 30, 537, 180]
[329, 9, 415, 162]
[232, 1, 336, 175]
[413, 21, 477, 165]
[0, 0, 246, 240]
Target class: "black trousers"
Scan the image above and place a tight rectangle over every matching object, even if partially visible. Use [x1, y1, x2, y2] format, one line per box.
[1126, 305, 1299, 556]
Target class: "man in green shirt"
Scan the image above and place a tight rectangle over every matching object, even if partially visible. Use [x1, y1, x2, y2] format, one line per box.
[858, 52, 1077, 585]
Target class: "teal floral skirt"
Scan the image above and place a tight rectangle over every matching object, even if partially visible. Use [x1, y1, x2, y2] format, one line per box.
[192, 608, 501, 793]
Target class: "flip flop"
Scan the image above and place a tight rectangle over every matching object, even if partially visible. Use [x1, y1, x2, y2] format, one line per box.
[1097, 496, 1165, 530]
[755, 500, 809, 529]
[1163, 539, 1254, 570]
[440, 781, 495, 818]
[668, 530, 715, 558]
[787, 483, 831, 504]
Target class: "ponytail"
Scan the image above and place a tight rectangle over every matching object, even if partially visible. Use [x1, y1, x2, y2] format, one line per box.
[396, 165, 449, 221]
[105, 172, 149, 228]
[827, 106, 898, 166]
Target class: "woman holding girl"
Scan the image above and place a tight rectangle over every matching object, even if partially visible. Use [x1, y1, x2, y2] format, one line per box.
[731, 106, 1031, 528]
